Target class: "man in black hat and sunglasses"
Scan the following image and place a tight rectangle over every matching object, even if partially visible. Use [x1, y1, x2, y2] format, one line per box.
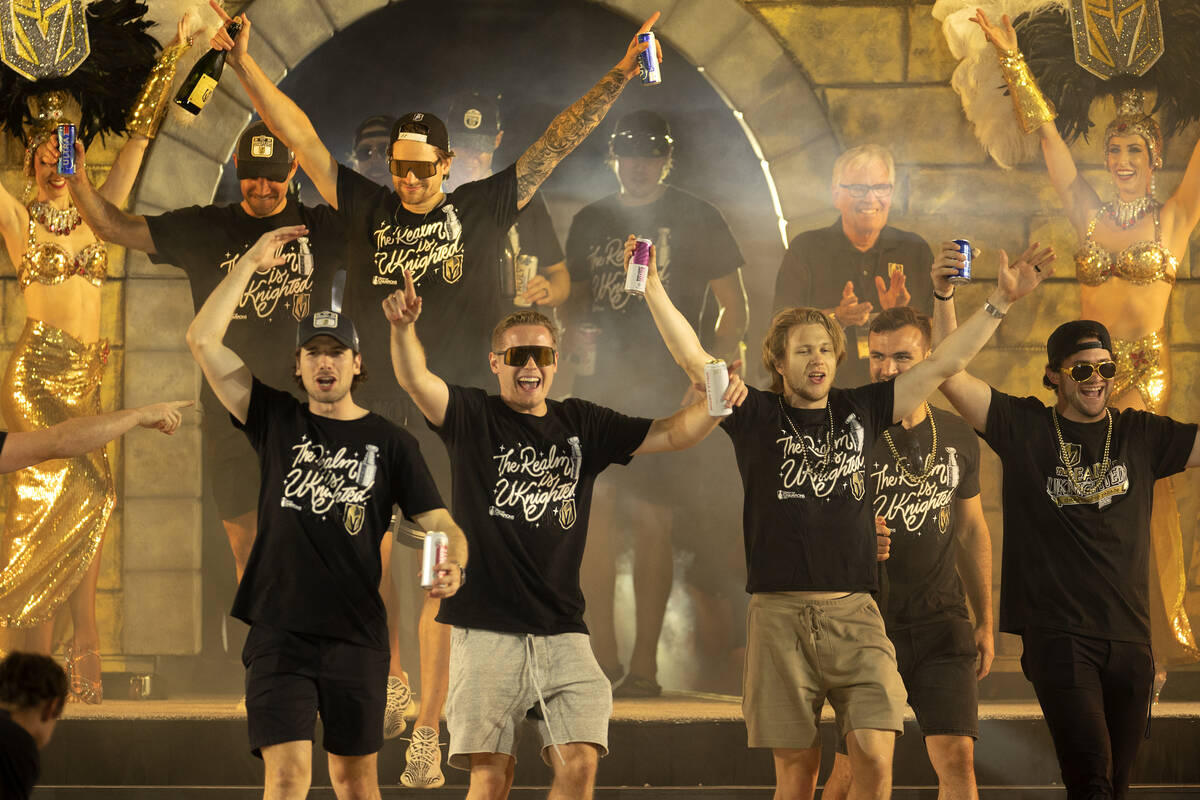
[931, 268, 1200, 799]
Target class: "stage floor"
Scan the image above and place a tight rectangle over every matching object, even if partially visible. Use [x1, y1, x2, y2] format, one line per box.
[58, 690, 1200, 722]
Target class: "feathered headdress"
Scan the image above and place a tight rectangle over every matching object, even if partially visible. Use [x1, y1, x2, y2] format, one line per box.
[935, 0, 1200, 168]
[0, 0, 160, 149]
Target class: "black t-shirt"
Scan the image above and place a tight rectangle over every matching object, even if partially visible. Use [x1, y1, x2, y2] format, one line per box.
[720, 383, 894, 594]
[146, 201, 346, 394]
[870, 407, 980, 628]
[772, 219, 934, 388]
[498, 191, 564, 315]
[566, 187, 743, 415]
[433, 385, 652, 635]
[336, 163, 519, 392]
[0, 709, 37, 800]
[232, 378, 444, 648]
[983, 390, 1197, 643]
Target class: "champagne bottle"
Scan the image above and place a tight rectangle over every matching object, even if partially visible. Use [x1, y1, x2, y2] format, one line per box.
[173, 19, 243, 115]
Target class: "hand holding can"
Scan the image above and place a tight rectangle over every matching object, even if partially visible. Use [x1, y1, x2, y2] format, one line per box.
[420, 531, 449, 589]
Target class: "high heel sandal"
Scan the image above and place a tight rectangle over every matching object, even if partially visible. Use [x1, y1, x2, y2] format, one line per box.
[64, 644, 103, 704]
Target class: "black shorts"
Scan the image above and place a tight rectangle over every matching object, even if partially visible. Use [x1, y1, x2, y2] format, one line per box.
[205, 416, 260, 521]
[836, 615, 978, 753]
[242, 623, 390, 758]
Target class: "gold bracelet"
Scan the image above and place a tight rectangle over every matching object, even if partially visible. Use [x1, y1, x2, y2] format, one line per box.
[126, 40, 190, 138]
[997, 48, 1056, 135]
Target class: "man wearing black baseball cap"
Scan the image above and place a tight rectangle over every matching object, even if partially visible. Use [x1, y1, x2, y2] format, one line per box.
[444, 91, 570, 312]
[566, 108, 748, 698]
[64, 119, 347, 596]
[932, 274, 1200, 800]
[186, 224, 467, 800]
[350, 114, 396, 187]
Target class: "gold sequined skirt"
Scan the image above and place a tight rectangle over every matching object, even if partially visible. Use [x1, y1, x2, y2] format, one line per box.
[1110, 329, 1199, 663]
[0, 318, 113, 628]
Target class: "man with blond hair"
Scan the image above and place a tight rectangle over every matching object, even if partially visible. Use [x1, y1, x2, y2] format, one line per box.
[773, 144, 933, 386]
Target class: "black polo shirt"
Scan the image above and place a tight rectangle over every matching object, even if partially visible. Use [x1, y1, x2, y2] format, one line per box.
[772, 217, 934, 388]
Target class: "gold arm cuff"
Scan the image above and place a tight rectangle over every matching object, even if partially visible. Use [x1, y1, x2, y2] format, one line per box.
[126, 41, 190, 139]
[997, 48, 1056, 135]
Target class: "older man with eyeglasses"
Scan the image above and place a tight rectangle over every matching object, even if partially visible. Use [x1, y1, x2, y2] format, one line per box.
[773, 144, 934, 388]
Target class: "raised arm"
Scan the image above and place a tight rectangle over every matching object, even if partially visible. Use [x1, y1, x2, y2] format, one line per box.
[382, 271, 451, 428]
[953, 494, 994, 678]
[514, 13, 661, 209]
[211, 2, 339, 207]
[971, 9, 1100, 231]
[63, 141, 156, 252]
[624, 236, 711, 383]
[410, 508, 467, 600]
[1165, 133, 1200, 250]
[632, 386, 745, 456]
[0, 401, 192, 474]
[894, 242, 1053, 424]
[186, 225, 308, 423]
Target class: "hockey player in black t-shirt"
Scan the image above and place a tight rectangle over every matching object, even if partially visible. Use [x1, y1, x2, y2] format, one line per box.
[186, 226, 468, 800]
[381, 266, 745, 800]
[628, 235, 1048, 800]
[931, 249, 1200, 800]
[823, 306, 993, 800]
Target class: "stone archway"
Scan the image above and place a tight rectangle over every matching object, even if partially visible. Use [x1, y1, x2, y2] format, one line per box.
[118, 0, 834, 654]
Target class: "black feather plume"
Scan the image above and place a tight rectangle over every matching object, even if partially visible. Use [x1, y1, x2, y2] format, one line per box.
[1016, 1, 1200, 144]
[0, 0, 160, 146]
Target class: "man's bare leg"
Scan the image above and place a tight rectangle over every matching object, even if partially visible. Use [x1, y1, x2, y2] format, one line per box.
[772, 746, 821, 800]
[328, 751, 382, 800]
[466, 752, 514, 800]
[845, 729, 895, 800]
[547, 742, 600, 800]
[580, 481, 620, 679]
[822, 752, 853, 800]
[262, 740, 312, 800]
[625, 501, 672, 690]
[926, 734, 978, 800]
[401, 594, 450, 789]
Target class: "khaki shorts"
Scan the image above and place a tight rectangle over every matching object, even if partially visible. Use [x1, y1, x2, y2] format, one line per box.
[743, 592, 906, 749]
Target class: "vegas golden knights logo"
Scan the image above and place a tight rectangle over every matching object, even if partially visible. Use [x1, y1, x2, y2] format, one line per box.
[851, 471, 865, 501]
[1061, 442, 1083, 470]
[937, 505, 951, 534]
[343, 504, 365, 536]
[442, 254, 463, 284]
[291, 291, 310, 323]
[1, 0, 90, 80]
[1070, 0, 1163, 78]
[558, 498, 577, 529]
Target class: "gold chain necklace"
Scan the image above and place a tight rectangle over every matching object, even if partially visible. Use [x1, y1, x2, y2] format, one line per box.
[1051, 407, 1112, 497]
[778, 394, 834, 471]
[882, 403, 938, 484]
[28, 200, 81, 236]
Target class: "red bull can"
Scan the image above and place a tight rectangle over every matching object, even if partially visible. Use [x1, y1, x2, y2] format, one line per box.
[420, 531, 449, 589]
[705, 359, 732, 417]
[637, 32, 661, 85]
[56, 123, 76, 175]
[949, 239, 973, 285]
[625, 237, 652, 295]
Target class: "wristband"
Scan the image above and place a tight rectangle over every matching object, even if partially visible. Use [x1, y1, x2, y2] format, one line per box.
[933, 289, 954, 301]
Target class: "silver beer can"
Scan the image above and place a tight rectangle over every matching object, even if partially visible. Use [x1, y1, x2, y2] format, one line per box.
[513, 253, 539, 307]
[704, 359, 732, 417]
[421, 531, 449, 589]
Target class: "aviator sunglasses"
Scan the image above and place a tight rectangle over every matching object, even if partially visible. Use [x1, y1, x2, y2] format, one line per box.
[389, 159, 440, 179]
[1059, 360, 1118, 382]
[495, 345, 556, 367]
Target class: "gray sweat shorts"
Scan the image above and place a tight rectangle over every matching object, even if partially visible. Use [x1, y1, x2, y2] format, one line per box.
[445, 627, 612, 770]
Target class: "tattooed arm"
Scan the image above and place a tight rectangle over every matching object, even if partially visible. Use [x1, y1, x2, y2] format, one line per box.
[514, 12, 661, 209]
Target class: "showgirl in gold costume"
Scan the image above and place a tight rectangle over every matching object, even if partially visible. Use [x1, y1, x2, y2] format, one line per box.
[0, 6, 193, 703]
[970, 7, 1200, 675]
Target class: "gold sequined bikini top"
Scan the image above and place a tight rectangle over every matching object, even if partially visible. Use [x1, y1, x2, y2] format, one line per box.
[1074, 206, 1177, 287]
[18, 217, 107, 290]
